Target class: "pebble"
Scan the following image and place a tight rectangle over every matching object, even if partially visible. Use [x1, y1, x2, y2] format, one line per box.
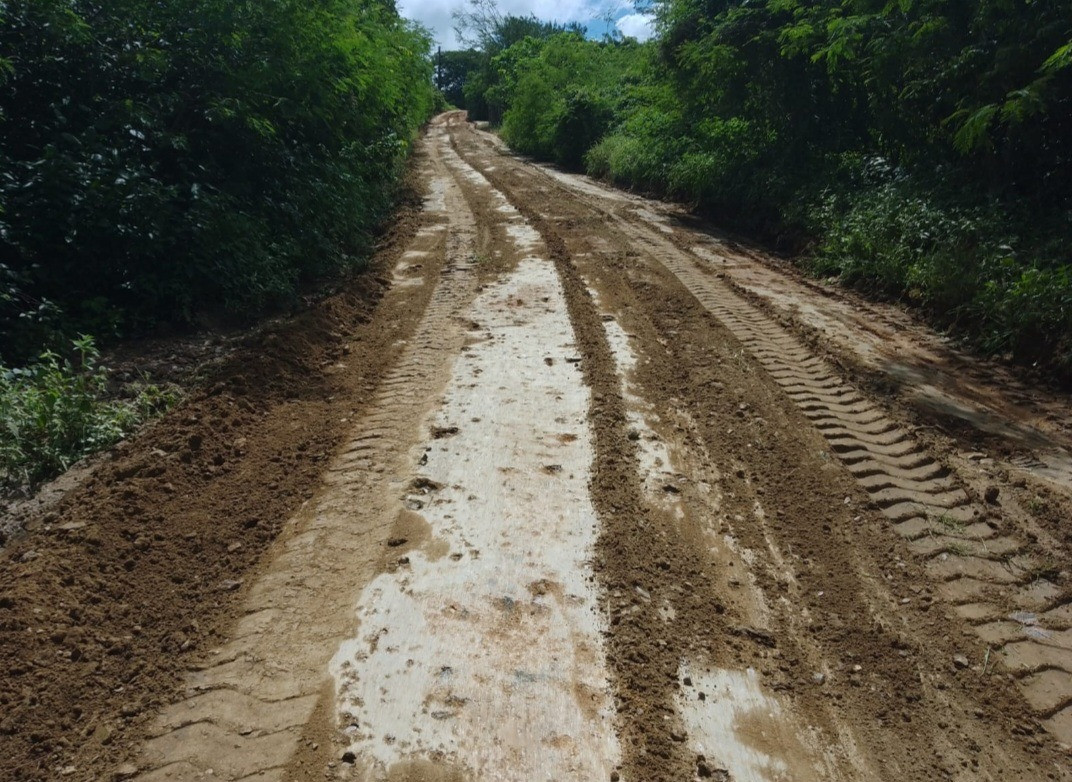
[92, 724, 114, 744]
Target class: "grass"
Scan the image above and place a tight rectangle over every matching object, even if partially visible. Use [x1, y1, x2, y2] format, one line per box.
[1026, 496, 1048, 515]
[935, 513, 967, 533]
[1019, 559, 1062, 584]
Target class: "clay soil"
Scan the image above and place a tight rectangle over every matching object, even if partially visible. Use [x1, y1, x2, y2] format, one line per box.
[0, 162, 433, 781]
[2, 114, 1071, 782]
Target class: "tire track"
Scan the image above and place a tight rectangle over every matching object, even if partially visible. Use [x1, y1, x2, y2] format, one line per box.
[619, 218, 1072, 745]
[450, 123, 1072, 747]
[126, 121, 483, 782]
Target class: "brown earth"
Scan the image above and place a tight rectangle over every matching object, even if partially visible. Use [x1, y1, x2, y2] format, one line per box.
[1, 113, 1070, 782]
[446, 118, 1072, 780]
[0, 155, 432, 781]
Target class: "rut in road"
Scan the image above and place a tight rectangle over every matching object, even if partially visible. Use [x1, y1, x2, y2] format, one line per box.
[634, 229, 1072, 739]
[329, 138, 623, 778]
[450, 116, 1072, 776]
[129, 122, 484, 782]
[111, 115, 1072, 782]
[448, 121, 1072, 748]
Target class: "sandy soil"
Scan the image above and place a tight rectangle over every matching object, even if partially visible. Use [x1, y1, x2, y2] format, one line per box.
[1, 113, 1070, 782]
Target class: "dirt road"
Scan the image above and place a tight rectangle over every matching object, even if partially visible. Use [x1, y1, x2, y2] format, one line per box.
[3, 113, 1072, 781]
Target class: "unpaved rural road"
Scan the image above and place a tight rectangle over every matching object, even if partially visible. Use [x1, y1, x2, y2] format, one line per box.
[4, 112, 1072, 782]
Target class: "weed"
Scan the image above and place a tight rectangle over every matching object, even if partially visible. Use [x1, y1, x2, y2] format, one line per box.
[935, 513, 966, 533]
[1026, 496, 1048, 515]
[0, 336, 177, 489]
[1020, 559, 1062, 584]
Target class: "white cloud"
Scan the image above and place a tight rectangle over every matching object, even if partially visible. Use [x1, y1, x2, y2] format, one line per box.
[398, 0, 649, 49]
[398, 1, 464, 48]
[615, 12, 654, 41]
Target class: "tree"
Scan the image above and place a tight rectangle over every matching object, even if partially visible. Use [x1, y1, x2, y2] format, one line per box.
[0, 0, 436, 362]
[438, 49, 483, 108]
[451, 0, 587, 122]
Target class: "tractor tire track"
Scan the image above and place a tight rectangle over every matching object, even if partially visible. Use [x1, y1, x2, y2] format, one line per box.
[129, 121, 482, 782]
[446, 117, 1072, 754]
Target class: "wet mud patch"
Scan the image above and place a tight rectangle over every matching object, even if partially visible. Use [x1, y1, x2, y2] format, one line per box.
[447, 117, 1072, 780]
[493, 194, 735, 780]
[384, 508, 434, 561]
[329, 244, 619, 778]
[383, 759, 471, 782]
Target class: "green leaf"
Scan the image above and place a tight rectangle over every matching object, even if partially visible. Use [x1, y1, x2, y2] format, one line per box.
[950, 105, 998, 153]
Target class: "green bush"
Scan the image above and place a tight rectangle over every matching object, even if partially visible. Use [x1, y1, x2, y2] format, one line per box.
[0, 0, 435, 364]
[811, 174, 1072, 372]
[586, 131, 663, 190]
[974, 264, 1072, 370]
[811, 180, 1000, 306]
[0, 336, 176, 488]
[585, 97, 693, 193]
[497, 34, 653, 170]
[460, 1, 1072, 379]
[550, 88, 613, 169]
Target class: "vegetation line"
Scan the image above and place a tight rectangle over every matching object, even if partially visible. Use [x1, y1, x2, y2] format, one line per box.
[1, 0, 438, 363]
[445, 0, 1072, 383]
[0, 0, 440, 488]
[2, 0, 1069, 487]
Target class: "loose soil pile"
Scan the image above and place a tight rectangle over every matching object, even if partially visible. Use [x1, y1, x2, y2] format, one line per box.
[0, 166, 429, 782]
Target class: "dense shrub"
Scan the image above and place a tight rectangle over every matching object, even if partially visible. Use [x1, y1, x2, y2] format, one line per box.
[0, 336, 177, 488]
[452, 2, 585, 124]
[453, 1, 1072, 380]
[811, 165, 1072, 370]
[977, 266, 1072, 372]
[497, 35, 654, 170]
[0, 0, 435, 363]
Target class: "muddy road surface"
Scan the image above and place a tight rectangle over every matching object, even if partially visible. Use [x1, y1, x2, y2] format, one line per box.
[3, 113, 1072, 782]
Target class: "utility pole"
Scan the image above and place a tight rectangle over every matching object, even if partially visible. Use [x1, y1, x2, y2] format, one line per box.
[436, 46, 443, 91]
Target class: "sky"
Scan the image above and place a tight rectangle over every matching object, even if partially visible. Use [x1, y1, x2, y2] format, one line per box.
[397, 0, 656, 50]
